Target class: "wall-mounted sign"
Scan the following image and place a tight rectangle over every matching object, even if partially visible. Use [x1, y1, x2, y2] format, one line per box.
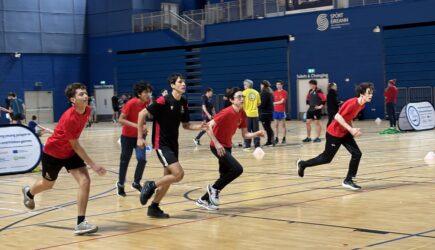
[399, 102, 435, 131]
[317, 12, 351, 31]
[297, 73, 329, 79]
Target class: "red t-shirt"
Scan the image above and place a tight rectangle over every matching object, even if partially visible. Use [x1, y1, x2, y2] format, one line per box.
[273, 90, 288, 112]
[384, 85, 398, 104]
[121, 97, 150, 138]
[327, 98, 365, 138]
[44, 106, 91, 159]
[210, 106, 247, 148]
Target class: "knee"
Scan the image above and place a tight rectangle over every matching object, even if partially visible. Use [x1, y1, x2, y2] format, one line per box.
[174, 169, 184, 182]
[42, 179, 55, 189]
[234, 165, 243, 177]
[353, 150, 362, 159]
[79, 175, 91, 188]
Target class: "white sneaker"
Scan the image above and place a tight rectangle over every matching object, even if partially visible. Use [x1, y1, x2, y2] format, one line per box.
[22, 186, 35, 210]
[195, 198, 218, 211]
[193, 138, 199, 146]
[74, 221, 98, 235]
[207, 185, 220, 206]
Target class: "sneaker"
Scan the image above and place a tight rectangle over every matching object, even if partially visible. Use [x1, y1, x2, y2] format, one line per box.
[274, 137, 279, 144]
[74, 221, 98, 235]
[131, 182, 142, 192]
[193, 138, 200, 146]
[296, 159, 305, 178]
[147, 205, 170, 218]
[22, 186, 35, 210]
[282, 137, 286, 144]
[313, 137, 321, 143]
[302, 137, 311, 143]
[140, 181, 156, 205]
[342, 179, 361, 190]
[263, 142, 273, 147]
[195, 198, 218, 211]
[116, 182, 126, 197]
[207, 185, 220, 206]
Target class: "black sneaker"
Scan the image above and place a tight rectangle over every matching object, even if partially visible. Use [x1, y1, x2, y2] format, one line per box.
[296, 159, 305, 178]
[140, 181, 156, 205]
[342, 179, 361, 190]
[282, 137, 286, 144]
[302, 137, 311, 143]
[263, 142, 273, 147]
[131, 182, 142, 192]
[274, 137, 279, 144]
[116, 182, 126, 197]
[313, 137, 321, 143]
[147, 205, 170, 218]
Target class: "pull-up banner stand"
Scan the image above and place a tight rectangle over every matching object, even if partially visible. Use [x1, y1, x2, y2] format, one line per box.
[0, 124, 42, 175]
[398, 102, 435, 131]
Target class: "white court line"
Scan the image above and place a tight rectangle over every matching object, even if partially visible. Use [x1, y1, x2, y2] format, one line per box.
[0, 208, 25, 212]
[0, 201, 18, 204]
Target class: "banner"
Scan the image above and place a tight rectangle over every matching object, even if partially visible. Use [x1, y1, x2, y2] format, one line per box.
[398, 102, 435, 131]
[0, 124, 42, 175]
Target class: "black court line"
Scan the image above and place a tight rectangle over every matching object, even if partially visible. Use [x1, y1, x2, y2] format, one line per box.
[357, 228, 435, 249]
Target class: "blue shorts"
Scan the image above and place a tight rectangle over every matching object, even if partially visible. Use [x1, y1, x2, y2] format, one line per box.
[273, 111, 286, 120]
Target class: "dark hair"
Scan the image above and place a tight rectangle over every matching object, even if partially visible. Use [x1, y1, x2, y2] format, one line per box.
[205, 88, 213, 93]
[168, 73, 184, 86]
[8, 92, 15, 97]
[161, 89, 167, 94]
[309, 79, 317, 85]
[133, 81, 153, 98]
[65, 83, 86, 100]
[276, 80, 284, 85]
[355, 82, 374, 97]
[32, 115, 37, 120]
[328, 82, 337, 93]
[261, 80, 273, 94]
[226, 87, 241, 100]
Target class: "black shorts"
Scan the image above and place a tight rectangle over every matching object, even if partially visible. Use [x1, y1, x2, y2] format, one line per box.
[112, 106, 120, 112]
[155, 146, 179, 167]
[306, 109, 322, 120]
[41, 152, 86, 181]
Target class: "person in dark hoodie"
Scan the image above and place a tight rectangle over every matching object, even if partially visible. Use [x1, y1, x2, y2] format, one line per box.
[327, 82, 341, 126]
[259, 80, 275, 146]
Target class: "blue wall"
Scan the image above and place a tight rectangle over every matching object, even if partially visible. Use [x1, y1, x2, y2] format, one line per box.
[0, 54, 87, 123]
[88, 0, 435, 119]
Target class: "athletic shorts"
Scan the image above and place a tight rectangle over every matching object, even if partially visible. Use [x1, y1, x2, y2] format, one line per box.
[11, 113, 25, 121]
[306, 109, 322, 120]
[41, 152, 86, 181]
[273, 111, 286, 120]
[155, 145, 179, 167]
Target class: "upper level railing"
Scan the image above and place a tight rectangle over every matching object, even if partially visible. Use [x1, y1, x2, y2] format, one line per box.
[132, 10, 204, 42]
[132, 0, 401, 40]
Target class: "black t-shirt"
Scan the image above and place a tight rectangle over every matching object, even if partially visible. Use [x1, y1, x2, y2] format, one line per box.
[202, 95, 213, 115]
[148, 94, 190, 150]
[111, 96, 119, 108]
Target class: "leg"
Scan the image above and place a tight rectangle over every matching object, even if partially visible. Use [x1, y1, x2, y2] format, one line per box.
[244, 118, 253, 148]
[70, 167, 91, 218]
[155, 162, 184, 187]
[274, 119, 279, 141]
[392, 104, 397, 127]
[387, 103, 394, 127]
[133, 145, 147, 185]
[252, 117, 260, 147]
[118, 136, 135, 186]
[299, 133, 342, 169]
[341, 134, 362, 181]
[315, 120, 322, 139]
[211, 148, 243, 191]
[152, 168, 171, 204]
[306, 119, 312, 138]
[282, 119, 287, 139]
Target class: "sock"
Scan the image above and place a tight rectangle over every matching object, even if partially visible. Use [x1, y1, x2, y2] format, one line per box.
[150, 202, 159, 208]
[77, 216, 85, 225]
[26, 190, 34, 199]
[201, 193, 209, 201]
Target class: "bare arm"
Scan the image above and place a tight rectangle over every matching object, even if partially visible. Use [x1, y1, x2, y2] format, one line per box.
[205, 120, 226, 156]
[202, 105, 212, 118]
[69, 139, 106, 175]
[273, 99, 285, 105]
[118, 113, 138, 129]
[241, 127, 265, 140]
[36, 124, 53, 134]
[136, 108, 148, 148]
[334, 113, 361, 137]
[182, 122, 207, 131]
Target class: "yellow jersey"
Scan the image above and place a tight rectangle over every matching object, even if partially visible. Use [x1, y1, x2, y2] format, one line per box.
[242, 88, 261, 117]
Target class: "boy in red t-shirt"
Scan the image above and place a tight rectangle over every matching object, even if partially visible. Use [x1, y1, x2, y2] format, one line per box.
[195, 87, 265, 210]
[116, 82, 152, 196]
[296, 82, 374, 190]
[273, 80, 288, 144]
[22, 83, 106, 235]
[384, 79, 398, 128]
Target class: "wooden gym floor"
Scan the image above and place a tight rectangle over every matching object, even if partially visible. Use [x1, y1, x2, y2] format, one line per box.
[0, 120, 434, 249]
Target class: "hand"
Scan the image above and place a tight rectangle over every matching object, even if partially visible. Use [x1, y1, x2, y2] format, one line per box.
[315, 105, 322, 110]
[142, 125, 148, 136]
[91, 164, 106, 176]
[349, 127, 362, 137]
[137, 138, 146, 148]
[256, 130, 266, 137]
[207, 114, 212, 120]
[215, 142, 226, 157]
